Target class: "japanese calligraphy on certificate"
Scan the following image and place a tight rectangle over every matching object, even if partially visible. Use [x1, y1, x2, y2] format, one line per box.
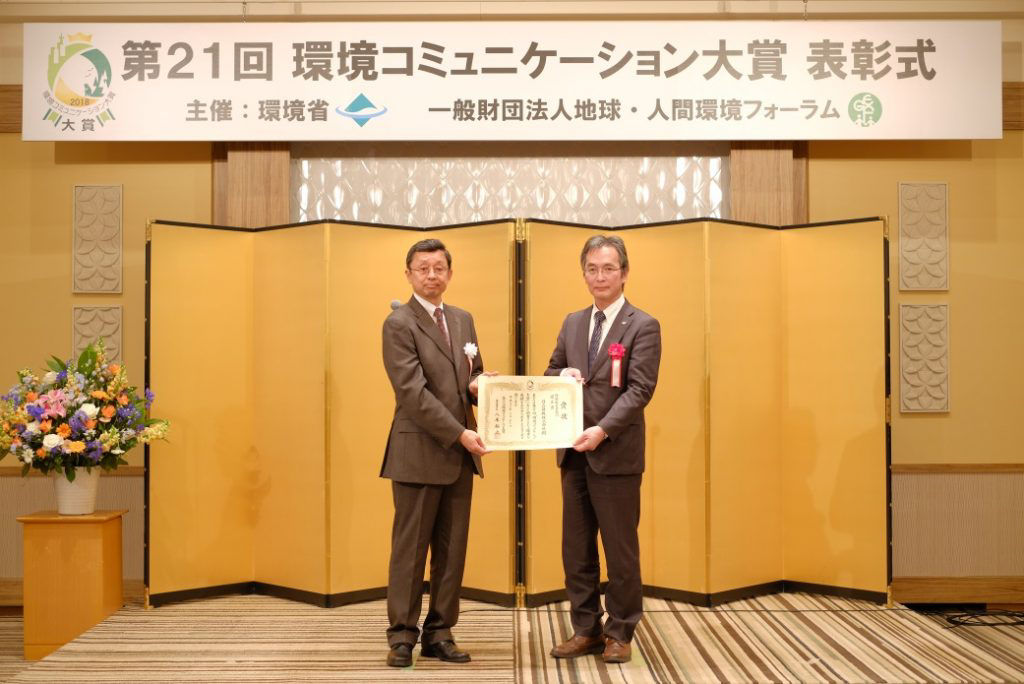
[478, 375, 583, 451]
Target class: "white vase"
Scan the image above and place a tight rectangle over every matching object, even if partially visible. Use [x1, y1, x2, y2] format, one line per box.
[53, 467, 101, 515]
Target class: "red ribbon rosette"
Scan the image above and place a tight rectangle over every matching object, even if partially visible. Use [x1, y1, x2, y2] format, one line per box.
[608, 343, 626, 388]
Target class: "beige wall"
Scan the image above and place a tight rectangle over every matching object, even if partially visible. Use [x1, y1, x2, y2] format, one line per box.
[0, 136, 211, 469]
[809, 131, 1024, 465]
[0, 134, 211, 589]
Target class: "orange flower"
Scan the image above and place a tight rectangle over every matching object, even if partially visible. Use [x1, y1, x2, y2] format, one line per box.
[91, 390, 110, 400]
[35, 448, 45, 458]
[85, 419, 97, 430]
[56, 423, 72, 438]
[65, 441, 86, 454]
[25, 392, 38, 402]
[117, 394, 130, 406]
[12, 438, 21, 447]
[108, 364, 120, 374]
[100, 405, 117, 422]
[38, 420, 52, 433]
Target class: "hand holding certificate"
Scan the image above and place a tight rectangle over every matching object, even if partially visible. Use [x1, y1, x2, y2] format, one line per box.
[477, 375, 583, 450]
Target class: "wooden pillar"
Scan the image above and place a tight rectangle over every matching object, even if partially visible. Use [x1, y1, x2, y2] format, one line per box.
[729, 141, 808, 225]
[213, 142, 291, 228]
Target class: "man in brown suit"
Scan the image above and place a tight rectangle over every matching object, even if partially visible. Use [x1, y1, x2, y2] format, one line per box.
[545, 235, 661, 664]
[381, 238, 490, 668]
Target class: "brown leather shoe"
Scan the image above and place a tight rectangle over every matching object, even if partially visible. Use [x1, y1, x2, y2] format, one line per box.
[420, 639, 471, 663]
[602, 637, 631, 664]
[550, 634, 605, 658]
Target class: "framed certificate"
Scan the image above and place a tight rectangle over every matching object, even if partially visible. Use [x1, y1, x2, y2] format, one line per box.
[477, 375, 583, 451]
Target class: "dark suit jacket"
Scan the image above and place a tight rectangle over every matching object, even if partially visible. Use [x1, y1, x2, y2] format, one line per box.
[381, 297, 484, 485]
[544, 300, 661, 475]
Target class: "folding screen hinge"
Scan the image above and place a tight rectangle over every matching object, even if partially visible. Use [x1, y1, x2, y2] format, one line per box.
[515, 583, 526, 608]
[881, 215, 889, 239]
[146, 220, 153, 242]
[885, 395, 892, 424]
[514, 217, 527, 242]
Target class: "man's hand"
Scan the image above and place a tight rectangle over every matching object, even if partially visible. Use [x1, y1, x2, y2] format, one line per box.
[468, 370, 499, 398]
[572, 426, 607, 452]
[459, 429, 490, 456]
[561, 367, 584, 383]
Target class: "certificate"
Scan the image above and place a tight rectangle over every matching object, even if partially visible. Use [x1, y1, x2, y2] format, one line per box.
[477, 375, 583, 451]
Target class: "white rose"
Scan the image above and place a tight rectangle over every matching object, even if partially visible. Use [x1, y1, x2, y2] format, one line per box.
[42, 434, 64, 450]
[463, 342, 478, 359]
[23, 421, 40, 435]
[21, 448, 33, 464]
[80, 403, 99, 420]
[42, 371, 58, 385]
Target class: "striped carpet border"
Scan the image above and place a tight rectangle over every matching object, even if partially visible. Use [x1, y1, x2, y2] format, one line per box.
[521, 593, 1024, 683]
[6, 593, 1024, 683]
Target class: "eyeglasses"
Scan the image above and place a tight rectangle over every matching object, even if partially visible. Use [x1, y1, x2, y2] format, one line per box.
[584, 265, 621, 277]
[410, 265, 449, 277]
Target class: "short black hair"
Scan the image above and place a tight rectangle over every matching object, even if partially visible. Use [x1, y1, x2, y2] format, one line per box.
[580, 235, 629, 273]
[405, 238, 452, 269]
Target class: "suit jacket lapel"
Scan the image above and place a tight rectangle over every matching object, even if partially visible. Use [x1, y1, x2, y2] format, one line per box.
[590, 301, 634, 378]
[447, 309, 468, 387]
[573, 307, 592, 374]
[409, 297, 455, 364]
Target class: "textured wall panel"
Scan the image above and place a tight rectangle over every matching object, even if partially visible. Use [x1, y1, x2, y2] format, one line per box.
[900, 303, 949, 413]
[73, 305, 123, 363]
[291, 146, 728, 226]
[893, 471, 1024, 576]
[0, 475, 143, 580]
[73, 185, 123, 293]
[898, 182, 948, 291]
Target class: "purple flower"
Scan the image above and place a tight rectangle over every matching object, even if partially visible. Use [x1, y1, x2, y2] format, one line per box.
[69, 410, 87, 436]
[144, 388, 155, 410]
[26, 404, 45, 421]
[86, 441, 103, 462]
[56, 369, 68, 385]
[117, 406, 138, 421]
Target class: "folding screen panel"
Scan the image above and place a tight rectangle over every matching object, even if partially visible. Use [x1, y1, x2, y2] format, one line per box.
[781, 220, 888, 593]
[148, 223, 257, 597]
[706, 224, 785, 594]
[252, 226, 328, 595]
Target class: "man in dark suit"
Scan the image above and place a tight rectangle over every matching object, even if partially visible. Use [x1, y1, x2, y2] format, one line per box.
[545, 235, 662, 664]
[381, 238, 490, 668]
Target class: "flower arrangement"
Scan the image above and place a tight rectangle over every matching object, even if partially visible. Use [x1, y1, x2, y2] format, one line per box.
[0, 340, 168, 481]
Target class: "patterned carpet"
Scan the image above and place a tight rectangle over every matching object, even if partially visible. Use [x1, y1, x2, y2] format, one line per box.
[2, 593, 1023, 683]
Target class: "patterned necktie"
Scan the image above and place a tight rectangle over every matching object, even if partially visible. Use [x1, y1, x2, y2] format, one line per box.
[433, 307, 451, 349]
[588, 310, 606, 371]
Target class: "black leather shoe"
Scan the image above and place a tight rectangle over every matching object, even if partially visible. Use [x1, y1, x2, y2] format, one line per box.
[386, 643, 413, 667]
[420, 640, 471, 663]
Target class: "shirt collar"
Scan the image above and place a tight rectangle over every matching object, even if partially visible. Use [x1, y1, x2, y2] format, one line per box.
[593, 293, 626, 321]
[413, 292, 443, 317]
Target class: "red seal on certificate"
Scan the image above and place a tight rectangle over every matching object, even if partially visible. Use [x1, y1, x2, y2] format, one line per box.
[608, 343, 626, 388]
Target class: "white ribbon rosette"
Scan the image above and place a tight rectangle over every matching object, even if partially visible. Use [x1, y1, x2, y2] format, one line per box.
[463, 342, 478, 375]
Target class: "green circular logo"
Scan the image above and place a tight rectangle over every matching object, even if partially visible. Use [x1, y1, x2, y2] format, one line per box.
[47, 34, 112, 109]
[849, 93, 882, 128]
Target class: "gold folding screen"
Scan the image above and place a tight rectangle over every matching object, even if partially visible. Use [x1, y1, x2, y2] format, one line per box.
[148, 220, 515, 604]
[523, 219, 887, 604]
[148, 217, 885, 608]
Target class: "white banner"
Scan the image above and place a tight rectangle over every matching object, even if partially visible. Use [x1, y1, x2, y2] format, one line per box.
[23, 21, 1002, 141]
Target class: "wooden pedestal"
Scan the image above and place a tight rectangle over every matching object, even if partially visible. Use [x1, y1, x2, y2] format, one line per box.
[17, 510, 126, 659]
